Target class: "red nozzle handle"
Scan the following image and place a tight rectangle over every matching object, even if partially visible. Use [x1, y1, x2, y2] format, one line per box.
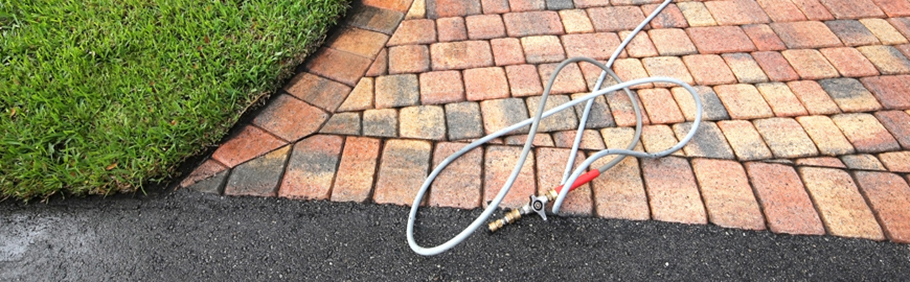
[554, 170, 600, 194]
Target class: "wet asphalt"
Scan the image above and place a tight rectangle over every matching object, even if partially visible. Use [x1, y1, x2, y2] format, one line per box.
[1, 188, 908, 281]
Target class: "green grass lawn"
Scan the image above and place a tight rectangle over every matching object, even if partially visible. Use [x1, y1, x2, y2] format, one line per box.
[0, 0, 349, 200]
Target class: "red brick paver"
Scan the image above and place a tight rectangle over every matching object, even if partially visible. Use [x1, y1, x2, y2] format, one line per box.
[279, 135, 343, 200]
[374, 139, 432, 206]
[744, 162, 825, 235]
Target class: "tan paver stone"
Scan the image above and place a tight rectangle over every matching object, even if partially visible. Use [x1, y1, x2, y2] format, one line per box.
[799, 167, 885, 240]
[484, 145, 537, 208]
[714, 84, 775, 120]
[704, 0, 771, 25]
[430, 142, 482, 209]
[612, 58, 653, 89]
[618, 31, 659, 58]
[641, 157, 707, 225]
[755, 82, 808, 117]
[332, 137, 381, 202]
[279, 135, 343, 200]
[855, 171, 910, 243]
[722, 53, 770, 84]
[787, 80, 842, 115]
[375, 74, 420, 108]
[841, 154, 888, 171]
[677, 1, 717, 27]
[832, 113, 901, 153]
[400, 105, 446, 140]
[692, 159, 765, 230]
[857, 45, 910, 75]
[781, 49, 839, 80]
[859, 18, 909, 45]
[537, 63, 588, 94]
[717, 120, 774, 161]
[536, 148, 593, 216]
[374, 139, 432, 206]
[878, 151, 910, 173]
[753, 117, 819, 158]
[641, 125, 683, 156]
[641, 56, 695, 88]
[649, 28, 698, 56]
[406, 0, 426, 19]
[338, 78, 375, 112]
[744, 162, 825, 235]
[590, 152, 650, 221]
[559, 9, 595, 34]
[796, 115, 856, 156]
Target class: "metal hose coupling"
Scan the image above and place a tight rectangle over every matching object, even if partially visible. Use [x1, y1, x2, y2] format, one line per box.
[488, 189, 560, 232]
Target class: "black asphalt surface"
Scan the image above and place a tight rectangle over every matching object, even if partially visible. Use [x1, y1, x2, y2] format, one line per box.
[2, 188, 908, 281]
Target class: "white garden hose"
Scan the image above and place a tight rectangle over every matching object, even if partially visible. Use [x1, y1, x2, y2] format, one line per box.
[407, 0, 703, 256]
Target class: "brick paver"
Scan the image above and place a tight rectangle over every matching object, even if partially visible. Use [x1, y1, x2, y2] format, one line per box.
[854, 171, 910, 243]
[374, 139, 432, 205]
[279, 135, 343, 200]
[192, 0, 910, 246]
[800, 167, 884, 240]
[430, 142, 483, 209]
[744, 162, 825, 235]
[484, 145, 537, 208]
[224, 145, 291, 197]
[692, 159, 765, 230]
[332, 137, 381, 202]
[641, 157, 707, 225]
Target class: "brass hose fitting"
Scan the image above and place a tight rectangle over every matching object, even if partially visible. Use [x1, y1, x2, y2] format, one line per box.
[488, 209, 522, 233]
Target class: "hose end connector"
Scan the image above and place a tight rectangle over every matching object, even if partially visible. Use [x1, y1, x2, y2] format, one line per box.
[488, 209, 522, 233]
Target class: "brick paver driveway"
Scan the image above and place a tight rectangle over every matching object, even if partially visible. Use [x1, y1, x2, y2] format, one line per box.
[181, 0, 910, 244]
